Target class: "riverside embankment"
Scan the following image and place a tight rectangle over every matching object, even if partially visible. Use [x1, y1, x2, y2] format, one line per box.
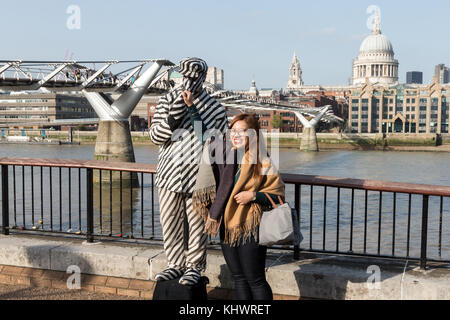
[2, 130, 450, 152]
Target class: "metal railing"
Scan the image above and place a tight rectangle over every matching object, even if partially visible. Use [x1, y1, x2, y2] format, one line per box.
[283, 174, 450, 269]
[0, 158, 158, 242]
[1, 157, 450, 269]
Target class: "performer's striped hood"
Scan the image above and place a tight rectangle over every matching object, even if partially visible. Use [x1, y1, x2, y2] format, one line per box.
[178, 57, 208, 79]
[178, 57, 208, 96]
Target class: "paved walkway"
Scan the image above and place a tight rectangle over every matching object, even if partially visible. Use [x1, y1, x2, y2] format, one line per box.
[0, 283, 145, 300]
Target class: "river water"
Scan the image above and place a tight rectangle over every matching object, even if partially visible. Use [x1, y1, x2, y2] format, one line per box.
[1, 144, 449, 260]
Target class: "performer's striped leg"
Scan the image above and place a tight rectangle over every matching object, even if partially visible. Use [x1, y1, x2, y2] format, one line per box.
[184, 196, 208, 271]
[179, 197, 207, 285]
[157, 188, 186, 273]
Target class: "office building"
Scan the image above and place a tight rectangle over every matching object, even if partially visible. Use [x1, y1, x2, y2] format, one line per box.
[406, 71, 423, 84]
[435, 64, 449, 84]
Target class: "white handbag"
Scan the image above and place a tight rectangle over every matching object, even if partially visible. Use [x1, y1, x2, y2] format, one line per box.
[258, 193, 302, 247]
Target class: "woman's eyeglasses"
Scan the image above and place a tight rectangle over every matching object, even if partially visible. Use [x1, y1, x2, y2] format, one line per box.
[229, 129, 247, 136]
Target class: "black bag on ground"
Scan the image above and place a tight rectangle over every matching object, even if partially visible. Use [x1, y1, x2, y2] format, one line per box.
[152, 276, 209, 300]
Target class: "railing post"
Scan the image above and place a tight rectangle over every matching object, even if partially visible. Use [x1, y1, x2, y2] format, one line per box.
[86, 168, 94, 243]
[420, 195, 429, 270]
[293, 184, 300, 260]
[1, 165, 10, 235]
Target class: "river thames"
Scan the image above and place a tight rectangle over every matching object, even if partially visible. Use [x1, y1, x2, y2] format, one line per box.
[1, 144, 449, 260]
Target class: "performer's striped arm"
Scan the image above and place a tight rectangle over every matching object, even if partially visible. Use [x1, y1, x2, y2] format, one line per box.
[149, 97, 174, 145]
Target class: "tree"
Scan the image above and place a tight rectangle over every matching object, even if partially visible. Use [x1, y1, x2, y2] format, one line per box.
[271, 114, 283, 129]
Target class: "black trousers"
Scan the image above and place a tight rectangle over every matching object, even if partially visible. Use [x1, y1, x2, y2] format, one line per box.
[220, 236, 273, 300]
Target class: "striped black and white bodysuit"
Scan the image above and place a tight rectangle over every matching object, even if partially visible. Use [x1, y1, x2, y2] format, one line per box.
[149, 85, 228, 272]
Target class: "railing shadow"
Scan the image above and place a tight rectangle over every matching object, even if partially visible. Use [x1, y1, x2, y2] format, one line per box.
[291, 252, 419, 300]
[23, 244, 94, 291]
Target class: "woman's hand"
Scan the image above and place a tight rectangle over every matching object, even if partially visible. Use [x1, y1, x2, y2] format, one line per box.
[181, 90, 194, 107]
[234, 191, 256, 205]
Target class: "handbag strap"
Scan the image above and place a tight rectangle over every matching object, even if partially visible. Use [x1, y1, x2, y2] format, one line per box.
[264, 193, 284, 208]
[263, 192, 277, 208]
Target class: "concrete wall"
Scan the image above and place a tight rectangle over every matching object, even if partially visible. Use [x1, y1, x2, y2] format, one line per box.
[441, 133, 450, 145]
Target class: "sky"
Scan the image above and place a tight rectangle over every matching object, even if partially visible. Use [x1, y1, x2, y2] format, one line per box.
[1, 0, 449, 90]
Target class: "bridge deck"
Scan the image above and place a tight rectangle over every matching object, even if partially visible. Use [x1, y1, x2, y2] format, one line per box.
[0, 78, 167, 93]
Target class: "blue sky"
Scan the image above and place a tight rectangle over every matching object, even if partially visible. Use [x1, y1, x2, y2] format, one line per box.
[1, 0, 449, 90]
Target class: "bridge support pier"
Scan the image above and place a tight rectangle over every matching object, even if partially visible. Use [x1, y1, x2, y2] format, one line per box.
[294, 105, 330, 153]
[300, 127, 319, 152]
[93, 120, 139, 187]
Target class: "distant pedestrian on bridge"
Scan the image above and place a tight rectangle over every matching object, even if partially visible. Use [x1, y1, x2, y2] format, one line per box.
[149, 57, 228, 286]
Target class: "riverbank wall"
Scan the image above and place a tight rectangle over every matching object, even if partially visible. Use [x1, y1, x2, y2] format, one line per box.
[1, 130, 449, 151]
[0, 234, 449, 300]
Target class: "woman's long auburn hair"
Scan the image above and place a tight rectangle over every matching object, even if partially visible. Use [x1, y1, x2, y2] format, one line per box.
[229, 113, 267, 177]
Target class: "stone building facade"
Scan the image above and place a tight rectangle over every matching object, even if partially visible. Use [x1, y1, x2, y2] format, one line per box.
[205, 66, 224, 89]
[348, 79, 450, 134]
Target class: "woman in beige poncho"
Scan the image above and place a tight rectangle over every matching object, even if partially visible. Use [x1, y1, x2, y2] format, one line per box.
[193, 113, 285, 300]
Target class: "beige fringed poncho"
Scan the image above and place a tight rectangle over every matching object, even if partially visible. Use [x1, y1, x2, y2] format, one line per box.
[192, 138, 285, 246]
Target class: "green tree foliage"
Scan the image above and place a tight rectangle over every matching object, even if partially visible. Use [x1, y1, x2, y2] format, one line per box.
[271, 114, 283, 129]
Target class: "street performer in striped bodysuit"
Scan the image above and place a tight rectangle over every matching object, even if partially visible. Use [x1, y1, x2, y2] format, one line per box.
[149, 57, 228, 285]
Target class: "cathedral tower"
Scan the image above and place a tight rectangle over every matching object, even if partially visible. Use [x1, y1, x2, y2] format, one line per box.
[286, 51, 304, 91]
